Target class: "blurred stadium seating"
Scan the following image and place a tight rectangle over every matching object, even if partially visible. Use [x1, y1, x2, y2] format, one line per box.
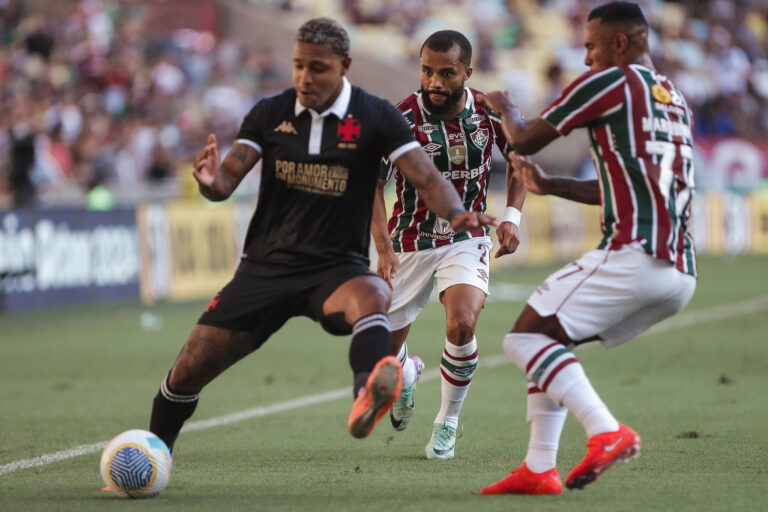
[2, 0, 766, 210]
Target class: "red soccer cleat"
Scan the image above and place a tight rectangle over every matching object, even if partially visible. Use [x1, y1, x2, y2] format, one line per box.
[565, 423, 641, 490]
[347, 356, 402, 439]
[480, 462, 562, 495]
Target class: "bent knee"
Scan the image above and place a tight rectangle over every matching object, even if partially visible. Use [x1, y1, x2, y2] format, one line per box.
[445, 315, 478, 344]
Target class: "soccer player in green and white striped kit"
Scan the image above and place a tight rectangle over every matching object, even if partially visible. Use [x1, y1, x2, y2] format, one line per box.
[479, 1, 696, 495]
[371, 30, 527, 460]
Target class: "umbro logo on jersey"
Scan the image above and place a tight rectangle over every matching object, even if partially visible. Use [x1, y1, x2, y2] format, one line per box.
[423, 142, 442, 157]
[274, 121, 298, 134]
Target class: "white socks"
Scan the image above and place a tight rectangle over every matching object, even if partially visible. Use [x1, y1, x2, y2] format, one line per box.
[504, 332, 619, 440]
[435, 337, 478, 429]
[524, 383, 567, 472]
[396, 342, 418, 389]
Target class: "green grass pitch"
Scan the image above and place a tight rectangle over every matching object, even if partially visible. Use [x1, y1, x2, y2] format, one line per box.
[1, 254, 767, 511]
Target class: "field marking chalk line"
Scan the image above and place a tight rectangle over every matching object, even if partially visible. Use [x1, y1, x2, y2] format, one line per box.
[3, 294, 767, 476]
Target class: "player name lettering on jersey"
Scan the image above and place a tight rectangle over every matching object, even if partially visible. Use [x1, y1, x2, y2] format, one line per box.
[441, 161, 490, 180]
[641, 116, 692, 139]
[275, 159, 349, 196]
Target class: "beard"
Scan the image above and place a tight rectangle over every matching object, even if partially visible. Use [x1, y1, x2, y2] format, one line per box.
[421, 82, 465, 116]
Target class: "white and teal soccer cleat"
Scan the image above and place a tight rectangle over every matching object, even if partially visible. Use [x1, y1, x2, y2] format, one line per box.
[389, 356, 424, 431]
[425, 423, 457, 460]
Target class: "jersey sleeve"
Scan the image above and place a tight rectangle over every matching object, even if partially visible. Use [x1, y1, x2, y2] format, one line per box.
[378, 157, 394, 182]
[376, 99, 419, 163]
[234, 99, 269, 153]
[487, 107, 512, 155]
[541, 67, 627, 136]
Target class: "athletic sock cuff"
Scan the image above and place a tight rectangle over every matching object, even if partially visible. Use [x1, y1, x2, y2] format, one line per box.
[160, 374, 200, 403]
[352, 313, 389, 336]
[444, 336, 477, 358]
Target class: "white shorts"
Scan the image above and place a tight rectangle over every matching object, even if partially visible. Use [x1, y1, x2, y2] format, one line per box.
[388, 237, 493, 331]
[527, 246, 696, 347]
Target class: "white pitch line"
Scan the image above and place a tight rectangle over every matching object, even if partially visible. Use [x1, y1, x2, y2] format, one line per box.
[3, 294, 767, 476]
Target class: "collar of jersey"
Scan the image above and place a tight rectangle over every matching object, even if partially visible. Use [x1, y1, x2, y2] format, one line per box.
[294, 76, 351, 119]
[417, 86, 474, 120]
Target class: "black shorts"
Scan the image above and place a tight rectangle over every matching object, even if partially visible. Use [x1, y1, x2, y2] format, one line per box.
[198, 259, 374, 348]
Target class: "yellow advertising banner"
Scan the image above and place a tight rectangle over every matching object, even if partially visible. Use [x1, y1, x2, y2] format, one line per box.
[749, 194, 768, 253]
[166, 201, 241, 301]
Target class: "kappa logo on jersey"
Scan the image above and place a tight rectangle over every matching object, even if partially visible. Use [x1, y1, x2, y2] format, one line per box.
[274, 121, 298, 134]
[651, 84, 671, 104]
[418, 123, 439, 134]
[449, 146, 466, 165]
[423, 142, 442, 157]
[337, 116, 360, 149]
[470, 128, 489, 150]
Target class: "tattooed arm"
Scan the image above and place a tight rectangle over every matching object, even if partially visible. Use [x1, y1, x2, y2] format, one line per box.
[193, 133, 261, 201]
[393, 147, 496, 232]
[509, 153, 600, 205]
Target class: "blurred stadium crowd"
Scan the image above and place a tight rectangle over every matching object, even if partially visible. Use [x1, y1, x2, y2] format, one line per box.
[2, 0, 767, 209]
[0, 0, 285, 209]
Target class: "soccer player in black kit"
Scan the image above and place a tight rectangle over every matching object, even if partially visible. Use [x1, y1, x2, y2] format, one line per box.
[148, 17, 494, 456]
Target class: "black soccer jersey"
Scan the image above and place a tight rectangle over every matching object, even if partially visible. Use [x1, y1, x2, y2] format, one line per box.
[234, 78, 418, 270]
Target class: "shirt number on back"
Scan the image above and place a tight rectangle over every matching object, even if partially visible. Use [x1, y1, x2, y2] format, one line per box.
[644, 141, 695, 211]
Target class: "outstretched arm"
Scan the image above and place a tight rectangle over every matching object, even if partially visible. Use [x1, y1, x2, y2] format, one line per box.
[370, 180, 398, 290]
[479, 91, 560, 155]
[393, 147, 496, 233]
[193, 134, 261, 201]
[495, 161, 527, 258]
[509, 153, 600, 205]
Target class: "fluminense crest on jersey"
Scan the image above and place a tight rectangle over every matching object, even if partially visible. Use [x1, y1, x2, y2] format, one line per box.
[470, 128, 489, 150]
[379, 88, 509, 252]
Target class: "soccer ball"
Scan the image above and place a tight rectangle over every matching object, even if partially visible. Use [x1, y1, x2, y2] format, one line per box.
[100, 429, 172, 498]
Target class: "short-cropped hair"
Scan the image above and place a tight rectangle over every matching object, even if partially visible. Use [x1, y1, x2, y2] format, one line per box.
[296, 17, 350, 57]
[421, 30, 472, 68]
[588, 1, 647, 27]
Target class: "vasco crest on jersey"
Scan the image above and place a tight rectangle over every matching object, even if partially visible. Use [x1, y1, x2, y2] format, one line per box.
[337, 115, 360, 149]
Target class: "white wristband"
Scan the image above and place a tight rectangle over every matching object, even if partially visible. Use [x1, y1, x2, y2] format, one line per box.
[502, 206, 522, 227]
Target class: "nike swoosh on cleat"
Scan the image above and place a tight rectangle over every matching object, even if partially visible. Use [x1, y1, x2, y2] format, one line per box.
[432, 445, 454, 455]
[604, 434, 627, 452]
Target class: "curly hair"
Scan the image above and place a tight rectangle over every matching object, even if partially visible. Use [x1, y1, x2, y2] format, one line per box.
[296, 17, 350, 57]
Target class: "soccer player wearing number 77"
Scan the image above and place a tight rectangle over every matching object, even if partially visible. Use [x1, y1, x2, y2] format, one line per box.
[478, 1, 697, 494]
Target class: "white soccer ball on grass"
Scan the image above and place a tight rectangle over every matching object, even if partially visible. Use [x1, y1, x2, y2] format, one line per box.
[100, 429, 172, 498]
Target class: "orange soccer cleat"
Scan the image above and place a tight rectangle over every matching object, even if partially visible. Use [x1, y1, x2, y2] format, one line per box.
[480, 463, 562, 495]
[565, 423, 641, 490]
[347, 356, 402, 439]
